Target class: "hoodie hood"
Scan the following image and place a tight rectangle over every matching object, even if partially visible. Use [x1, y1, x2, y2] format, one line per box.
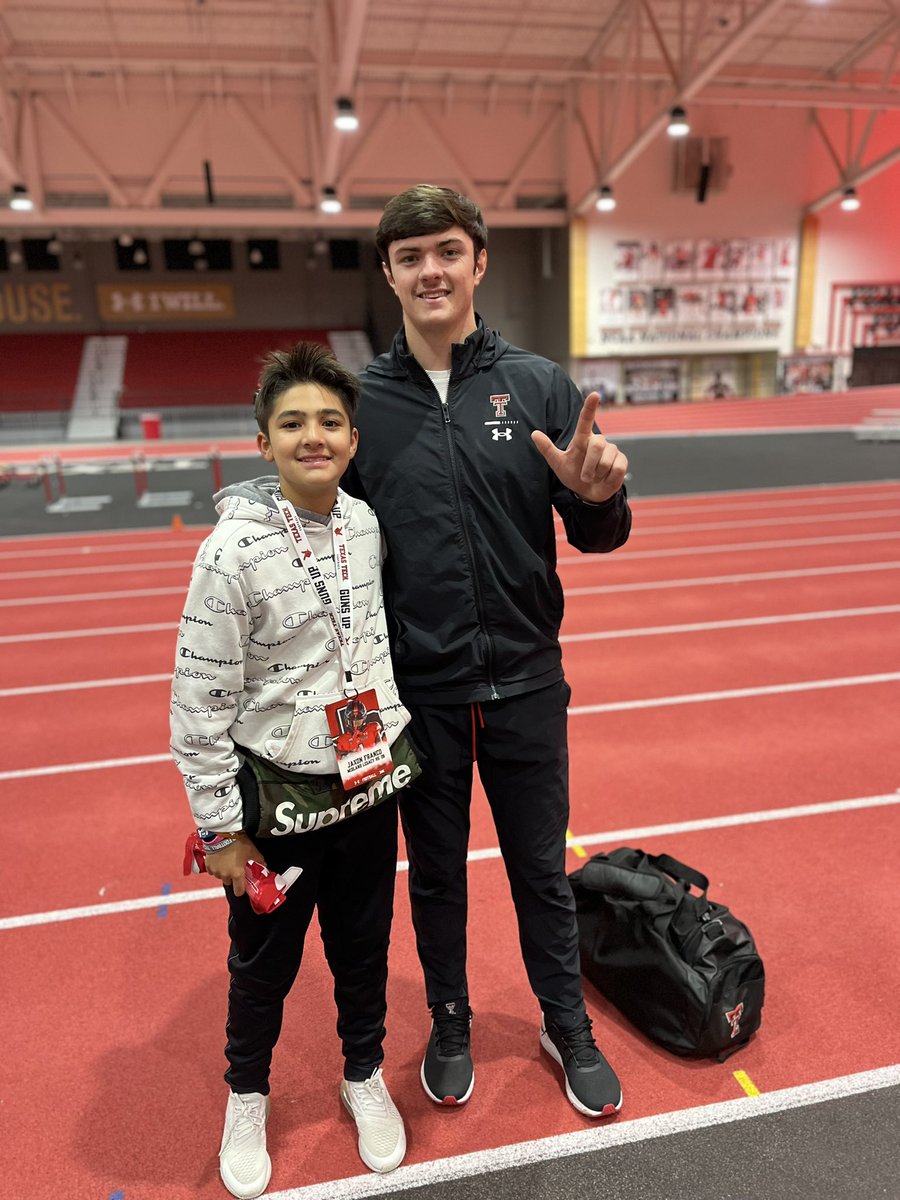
[212, 475, 283, 526]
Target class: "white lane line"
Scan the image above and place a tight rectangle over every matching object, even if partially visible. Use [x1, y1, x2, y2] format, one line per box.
[0, 586, 185, 607]
[0, 884, 224, 928]
[5, 608, 898, 699]
[556, 508, 900, 542]
[2, 564, 897, 643]
[1, 558, 195, 581]
[0, 536, 207, 561]
[566, 793, 900, 855]
[0, 753, 171, 780]
[627, 486, 900, 515]
[552, 489, 900, 527]
[0, 622, 176, 645]
[558, 530, 900, 566]
[0, 673, 172, 698]
[560, 604, 900, 643]
[3, 536, 899, 607]
[568, 672, 900, 714]
[261, 1065, 900, 1200]
[3, 674, 899, 772]
[2, 792, 897, 930]
[566, 560, 900, 597]
[613, 424, 866, 438]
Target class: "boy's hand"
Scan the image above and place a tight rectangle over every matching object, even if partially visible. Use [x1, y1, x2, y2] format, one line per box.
[204, 834, 264, 897]
[531, 392, 628, 504]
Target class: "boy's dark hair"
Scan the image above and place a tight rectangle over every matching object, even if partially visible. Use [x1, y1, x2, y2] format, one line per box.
[375, 184, 488, 266]
[254, 340, 360, 433]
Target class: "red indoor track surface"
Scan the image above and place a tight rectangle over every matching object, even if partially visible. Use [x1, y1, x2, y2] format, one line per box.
[2, 478, 900, 1200]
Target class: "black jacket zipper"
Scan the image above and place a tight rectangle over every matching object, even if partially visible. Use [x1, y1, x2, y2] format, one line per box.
[435, 372, 501, 700]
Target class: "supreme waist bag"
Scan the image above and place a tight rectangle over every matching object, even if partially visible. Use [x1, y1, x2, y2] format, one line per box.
[569, 847, 765, 1060]
[236, 730, 421, 838]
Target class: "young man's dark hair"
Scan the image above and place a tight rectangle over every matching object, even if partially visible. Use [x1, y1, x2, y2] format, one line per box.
[374, 184, 488, 266]
[253, 340, 361, 433]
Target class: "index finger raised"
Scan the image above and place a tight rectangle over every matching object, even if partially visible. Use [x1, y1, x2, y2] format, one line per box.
[570, 391, 601, 448]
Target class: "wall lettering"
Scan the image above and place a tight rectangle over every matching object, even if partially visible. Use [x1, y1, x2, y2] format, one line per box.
[0, 282, 80, 327]
[96, 282, 236, 322]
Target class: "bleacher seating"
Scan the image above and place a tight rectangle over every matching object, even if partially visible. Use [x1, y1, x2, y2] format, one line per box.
[118, 329, 331, 409]
[0, 332, 87, 442]
[114, 329, 335, 439]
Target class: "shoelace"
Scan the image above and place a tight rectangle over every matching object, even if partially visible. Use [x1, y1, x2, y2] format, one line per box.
[351, 1069, 391, 1116]
[556, 1019, 601, 1068]
[433, 1010, 471, 1057]
[229, 1095, 267, 1144]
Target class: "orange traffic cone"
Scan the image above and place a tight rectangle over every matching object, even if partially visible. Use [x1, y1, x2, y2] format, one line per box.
[171, 513, 184, 532]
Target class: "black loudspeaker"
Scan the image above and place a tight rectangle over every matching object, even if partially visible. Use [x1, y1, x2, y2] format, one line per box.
[115, 238, 151, 270]
[697, 162, 711, 204]
[247, 239, 280, 270]
[329, 238, 360, 270]
[163, 239, 233, 271]
[23, 239, 61, 271]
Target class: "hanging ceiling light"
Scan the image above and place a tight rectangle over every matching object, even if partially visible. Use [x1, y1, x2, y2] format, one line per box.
[9, 183, 34, 212]
[46, 234, 63, 255]
[187, 236, 205, 255]
[320, 186, 342, 214]
[133, 247, 148, 265]
[595, 185, 616, 213]
[334, 97, 359, 132]
[667, 105, 690, 137]
[840, 185, 861, 212]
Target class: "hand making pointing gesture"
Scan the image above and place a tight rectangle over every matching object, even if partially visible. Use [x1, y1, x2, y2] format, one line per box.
[531, 391, 628, 505]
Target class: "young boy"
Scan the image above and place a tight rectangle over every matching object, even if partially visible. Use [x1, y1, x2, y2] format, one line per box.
[170, 341, 413, 1199]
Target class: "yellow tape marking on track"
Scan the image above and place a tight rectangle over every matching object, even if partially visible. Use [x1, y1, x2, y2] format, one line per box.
[734, 1070, 761, 1097]
[566, 828, 588, 859]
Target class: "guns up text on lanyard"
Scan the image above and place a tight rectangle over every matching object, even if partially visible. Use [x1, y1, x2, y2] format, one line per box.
[275, 495, 353, 688]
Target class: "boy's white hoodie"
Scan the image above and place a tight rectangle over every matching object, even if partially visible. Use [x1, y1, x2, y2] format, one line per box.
[169, 477, 410, 832]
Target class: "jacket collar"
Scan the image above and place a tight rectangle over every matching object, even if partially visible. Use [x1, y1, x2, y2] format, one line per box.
[370, 315, 506, 379]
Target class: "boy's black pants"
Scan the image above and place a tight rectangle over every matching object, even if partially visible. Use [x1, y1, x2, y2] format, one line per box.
[399, 680, 588, 1025]
[223, 796, 398, 1095]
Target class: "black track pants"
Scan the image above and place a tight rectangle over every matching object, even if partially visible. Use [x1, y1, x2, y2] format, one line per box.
[399, 680, 587, 1024]
[223, 796, 398, 1094]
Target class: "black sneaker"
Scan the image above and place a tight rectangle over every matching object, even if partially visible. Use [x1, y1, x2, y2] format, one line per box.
[540, 1014, 623, 1118]
[421, 1000, 474, 1105]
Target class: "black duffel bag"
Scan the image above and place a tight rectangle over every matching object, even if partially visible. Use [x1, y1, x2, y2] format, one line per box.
[569, 847, 765, 1060]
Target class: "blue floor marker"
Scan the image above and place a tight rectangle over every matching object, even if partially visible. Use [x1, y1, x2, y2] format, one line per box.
[157, 882, 172, 918]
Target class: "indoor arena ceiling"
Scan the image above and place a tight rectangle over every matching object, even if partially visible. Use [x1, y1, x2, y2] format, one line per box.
[0, 0, 898, 234]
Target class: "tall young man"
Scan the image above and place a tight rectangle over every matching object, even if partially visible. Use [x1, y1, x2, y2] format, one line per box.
[345, 185, 631, 1119]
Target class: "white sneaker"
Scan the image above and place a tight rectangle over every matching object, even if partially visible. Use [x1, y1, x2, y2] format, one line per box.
[219, 1091, 272, 1199]
[340, 1068, 407, 1173]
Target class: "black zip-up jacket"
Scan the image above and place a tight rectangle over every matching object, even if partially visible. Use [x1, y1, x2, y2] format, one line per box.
[344, 318, 632, 705]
